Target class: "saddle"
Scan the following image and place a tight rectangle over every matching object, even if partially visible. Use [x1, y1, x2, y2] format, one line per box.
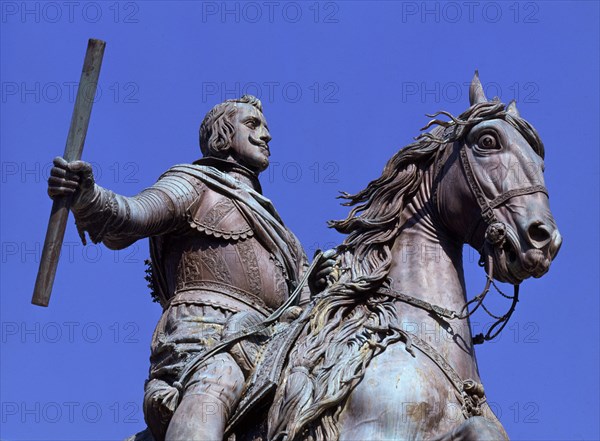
[225, 315, 307, 437]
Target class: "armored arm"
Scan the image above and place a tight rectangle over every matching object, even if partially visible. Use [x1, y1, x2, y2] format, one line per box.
[72, 168, 202, 249]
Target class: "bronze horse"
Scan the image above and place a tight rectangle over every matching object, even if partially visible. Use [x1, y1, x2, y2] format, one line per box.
[129, 73, 561, 441]
[255, 73, 562, 441]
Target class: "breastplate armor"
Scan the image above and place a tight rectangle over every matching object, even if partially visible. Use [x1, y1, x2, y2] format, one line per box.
[160, 189, 290, 312]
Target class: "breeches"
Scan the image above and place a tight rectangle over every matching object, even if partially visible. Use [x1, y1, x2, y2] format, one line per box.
[143, 302, 246, 441]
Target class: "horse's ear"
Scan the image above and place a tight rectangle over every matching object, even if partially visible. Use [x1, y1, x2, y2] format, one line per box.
[507, 99, 520, 117]
[469, 70, 488, 105]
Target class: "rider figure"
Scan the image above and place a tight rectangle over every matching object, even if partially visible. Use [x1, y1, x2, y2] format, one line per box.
[48, 95, 335, 441]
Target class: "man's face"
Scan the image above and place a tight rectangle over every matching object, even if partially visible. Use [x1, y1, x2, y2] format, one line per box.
[228, 103, 272, 173]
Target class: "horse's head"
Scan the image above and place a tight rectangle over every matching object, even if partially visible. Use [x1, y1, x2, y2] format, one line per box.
[436, 72, 561, 285]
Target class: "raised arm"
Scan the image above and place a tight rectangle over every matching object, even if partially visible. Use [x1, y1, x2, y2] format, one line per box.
[48, 157, 202, 249]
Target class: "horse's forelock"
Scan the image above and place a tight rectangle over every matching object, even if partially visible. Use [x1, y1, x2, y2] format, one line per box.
[504, 113, 545, 159]
[332, 101, 544, 247]
[454, 101, 544, 158]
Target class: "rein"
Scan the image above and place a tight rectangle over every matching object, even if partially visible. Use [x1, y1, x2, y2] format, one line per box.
[378, 252, 520, 345]
[386, 325, 487, 419]
[367, 135, 550, 420]
[410, 139, 548, 344]
[173, 251, 323, 397]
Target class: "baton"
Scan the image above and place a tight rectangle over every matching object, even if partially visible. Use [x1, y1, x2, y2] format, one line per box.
[32, 39, 106, 307]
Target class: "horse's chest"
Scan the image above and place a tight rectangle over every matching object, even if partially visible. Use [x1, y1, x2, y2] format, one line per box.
[337, 343, 460, 440]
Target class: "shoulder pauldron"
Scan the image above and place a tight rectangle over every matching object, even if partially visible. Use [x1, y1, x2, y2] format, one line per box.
[187, 189, 254, 241]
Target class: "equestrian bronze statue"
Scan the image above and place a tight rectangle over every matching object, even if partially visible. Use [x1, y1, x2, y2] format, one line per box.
[44, 72, 561, 441]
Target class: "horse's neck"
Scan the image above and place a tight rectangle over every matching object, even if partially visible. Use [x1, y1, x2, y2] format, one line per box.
[387, 174, 480, 380]
[389, 227, 466, 312]
[388, 169, 465, 308]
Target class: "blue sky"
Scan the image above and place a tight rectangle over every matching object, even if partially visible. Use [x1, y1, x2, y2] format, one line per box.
[1, 1, 599, 440]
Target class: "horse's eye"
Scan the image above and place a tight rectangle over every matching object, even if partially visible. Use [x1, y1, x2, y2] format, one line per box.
[478, 133, 498, 150]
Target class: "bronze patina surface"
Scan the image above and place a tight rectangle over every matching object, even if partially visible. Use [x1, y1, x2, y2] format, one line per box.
[47, 95, 335, 441]
[46, 73, 561, 441]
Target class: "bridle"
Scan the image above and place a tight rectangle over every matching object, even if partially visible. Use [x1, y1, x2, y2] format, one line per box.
[375, 134, 551, 418]
[458, 142, 548, 249]
[385, 131, 549, 344]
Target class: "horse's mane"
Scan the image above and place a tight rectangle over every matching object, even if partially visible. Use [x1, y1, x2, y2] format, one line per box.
[268, 100, 544, 441]
[330, 100, 543, 286]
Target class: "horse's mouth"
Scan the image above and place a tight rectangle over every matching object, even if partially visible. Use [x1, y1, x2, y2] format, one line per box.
[491, 234, 550, 284]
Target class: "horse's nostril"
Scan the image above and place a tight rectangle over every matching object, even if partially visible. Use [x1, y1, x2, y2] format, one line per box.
[527, 221, 552, 247]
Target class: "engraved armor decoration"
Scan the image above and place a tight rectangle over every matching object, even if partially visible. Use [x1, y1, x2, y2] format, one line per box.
[174, 186, 290, 310]
[46, 95, 334, 441]
[71, 157, 310, 441]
